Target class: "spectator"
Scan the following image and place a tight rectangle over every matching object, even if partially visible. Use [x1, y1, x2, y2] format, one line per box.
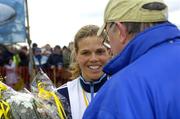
[41, 44, 52, 57]
[32, 42, 38, 55]
[19, 46, 29, 66]
[33, 47, 48, 70]
[4, 57, 19, 88]
[47, 45, 63, 69]
[62, 46, 71, 69]
[46, 45, 64, 85]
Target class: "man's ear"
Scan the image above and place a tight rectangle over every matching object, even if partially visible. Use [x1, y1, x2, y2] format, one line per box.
[107, 48, 113, 57]
[115, 22, 127, 44]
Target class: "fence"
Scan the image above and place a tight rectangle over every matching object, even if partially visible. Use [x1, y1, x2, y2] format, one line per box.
[0, 66, 72, 90]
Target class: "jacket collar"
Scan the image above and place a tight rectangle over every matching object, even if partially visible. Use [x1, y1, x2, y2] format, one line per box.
[79, 74, 107, 93]
[103, 22, 180, 75]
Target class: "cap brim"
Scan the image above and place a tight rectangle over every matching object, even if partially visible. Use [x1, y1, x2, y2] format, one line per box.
[97, 23, 106, 36]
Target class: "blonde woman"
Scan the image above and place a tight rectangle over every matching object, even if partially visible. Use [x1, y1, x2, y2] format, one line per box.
[56, 25, 111, 119]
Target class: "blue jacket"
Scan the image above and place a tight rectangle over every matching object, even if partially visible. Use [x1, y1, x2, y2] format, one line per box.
[83, 22, 180, 119]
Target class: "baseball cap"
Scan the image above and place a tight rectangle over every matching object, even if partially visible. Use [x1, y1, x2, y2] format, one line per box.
[97, 0, 168, 36]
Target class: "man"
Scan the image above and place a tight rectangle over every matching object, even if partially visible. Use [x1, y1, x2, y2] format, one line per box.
[83, 0, 180, 119]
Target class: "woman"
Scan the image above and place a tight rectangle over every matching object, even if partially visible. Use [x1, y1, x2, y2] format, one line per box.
[56, 25, 111, 119]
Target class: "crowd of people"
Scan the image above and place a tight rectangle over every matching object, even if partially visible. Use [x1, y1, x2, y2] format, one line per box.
[0, 42, 73, 89]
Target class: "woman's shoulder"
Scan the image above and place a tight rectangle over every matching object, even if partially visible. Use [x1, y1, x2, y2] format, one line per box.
[56, 77, 79, 94]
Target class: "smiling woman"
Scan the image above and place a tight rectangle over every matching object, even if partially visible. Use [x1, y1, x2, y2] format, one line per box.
[56, 25, 111, 119]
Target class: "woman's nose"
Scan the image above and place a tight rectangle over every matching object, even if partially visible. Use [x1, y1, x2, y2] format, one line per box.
[89, 53, 98, 62]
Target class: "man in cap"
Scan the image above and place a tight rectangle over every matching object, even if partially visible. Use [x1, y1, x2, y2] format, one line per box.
[83, 0, 180, 118]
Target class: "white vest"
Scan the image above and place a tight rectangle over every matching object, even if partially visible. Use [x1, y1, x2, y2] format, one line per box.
[67, 77, 94, 119]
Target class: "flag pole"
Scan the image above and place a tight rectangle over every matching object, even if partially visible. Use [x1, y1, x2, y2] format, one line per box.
[24, 0, 35, 88]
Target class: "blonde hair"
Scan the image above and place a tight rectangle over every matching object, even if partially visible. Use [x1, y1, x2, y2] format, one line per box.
[69, 25, 108, 79]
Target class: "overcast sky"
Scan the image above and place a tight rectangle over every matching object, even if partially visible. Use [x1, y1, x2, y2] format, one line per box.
[27, 0, 180, 48]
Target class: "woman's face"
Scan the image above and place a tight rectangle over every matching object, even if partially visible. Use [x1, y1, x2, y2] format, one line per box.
[76, 36, 111, 81]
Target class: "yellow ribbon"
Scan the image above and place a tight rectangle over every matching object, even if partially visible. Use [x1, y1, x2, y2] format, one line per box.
[51, 92, 67, 119]
[0, 82, 10, 119]
[0, 81, 8, 99]
[82, 90, 89, 107]
[38, 82, 52, 100]
[38, 82, 67, 119]
[0, 100, 10, 119]
[0, 82, 7, 91]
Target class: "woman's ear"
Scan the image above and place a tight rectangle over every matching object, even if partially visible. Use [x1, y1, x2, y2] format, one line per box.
[115, 22, 127, 44]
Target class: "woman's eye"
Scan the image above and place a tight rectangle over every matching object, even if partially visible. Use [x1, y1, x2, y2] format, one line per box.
[96, 49, 106, 55]
[81, 51, 90, 55]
